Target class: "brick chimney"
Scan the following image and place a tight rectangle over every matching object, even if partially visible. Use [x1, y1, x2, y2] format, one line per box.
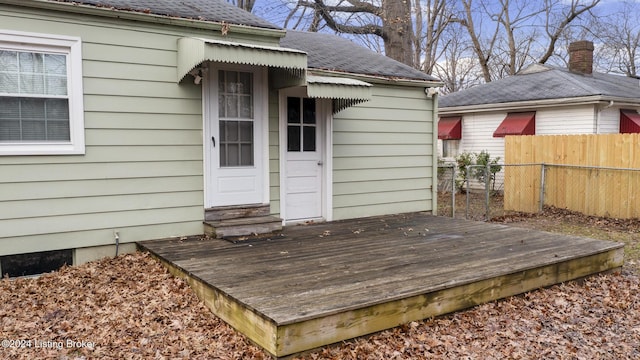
[568, 40, 594, 74]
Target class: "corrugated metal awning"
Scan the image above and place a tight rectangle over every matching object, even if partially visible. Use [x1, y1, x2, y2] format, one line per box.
[620, 109, 640, 133]
[177, 37, 307, 83]
[306, 75, 372, 112]
[438, 116, 462, 140]
[493, 112, 536, 137]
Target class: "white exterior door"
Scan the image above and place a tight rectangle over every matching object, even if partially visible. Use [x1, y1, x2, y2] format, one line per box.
[281, 92, 327, 222]
[205, 66, 266, 207]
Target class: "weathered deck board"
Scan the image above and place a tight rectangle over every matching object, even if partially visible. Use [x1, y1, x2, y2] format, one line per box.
[139, 212, 624, 358]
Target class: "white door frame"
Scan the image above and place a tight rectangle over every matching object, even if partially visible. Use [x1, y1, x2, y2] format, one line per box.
[278, 87, 333, 223]
[203, 63, 269, 208]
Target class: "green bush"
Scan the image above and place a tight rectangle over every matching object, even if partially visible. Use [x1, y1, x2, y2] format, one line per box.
[454, 150, 502, 192]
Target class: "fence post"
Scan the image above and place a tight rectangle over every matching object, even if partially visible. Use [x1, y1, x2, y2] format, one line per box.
[465, 165, 471, 219]
[485, 164, 490, 221]
[539, 163, 546, 212]
[451, 165, 456, 218]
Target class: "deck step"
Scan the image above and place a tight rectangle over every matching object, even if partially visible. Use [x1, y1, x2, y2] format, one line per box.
[204, 215, 283, 239]
[205, 204, 270, 221]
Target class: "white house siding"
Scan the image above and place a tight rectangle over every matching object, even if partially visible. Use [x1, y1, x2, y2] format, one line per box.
[0, 6, 274, 257]
[535, 105, 596, 135]
[331, 85, 434, 220]
[598, 106, 622, 133]
[459, 112, 507, 162]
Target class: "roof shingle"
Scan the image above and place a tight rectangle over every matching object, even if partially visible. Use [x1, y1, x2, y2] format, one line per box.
[281, 31, 439, 82]
[49, 0, 280, 29]
[440, 64, 640, 108]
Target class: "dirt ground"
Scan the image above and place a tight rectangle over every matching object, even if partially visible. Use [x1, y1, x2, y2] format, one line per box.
[1, 206, 639, 359]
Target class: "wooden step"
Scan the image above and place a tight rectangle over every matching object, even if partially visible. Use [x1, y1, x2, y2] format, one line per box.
[204, 215, 283, 239]
[205, 204, 270, 221]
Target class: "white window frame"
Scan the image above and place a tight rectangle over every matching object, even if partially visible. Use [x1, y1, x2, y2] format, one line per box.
[0, 30, 84, 155]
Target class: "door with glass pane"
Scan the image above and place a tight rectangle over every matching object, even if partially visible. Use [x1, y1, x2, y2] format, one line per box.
[206, 68, 264, 207]
[283, 96, 324, 221]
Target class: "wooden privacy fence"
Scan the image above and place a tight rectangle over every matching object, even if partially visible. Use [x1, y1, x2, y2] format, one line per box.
[504, 134, 640, 219]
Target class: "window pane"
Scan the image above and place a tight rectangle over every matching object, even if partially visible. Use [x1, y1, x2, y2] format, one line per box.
[239, 95, 252, 118]
[0, 50, 18, 72]
[287, 97, 300, 124]
[22, 120, 46, 141]
[0, 97, 19, 119]
[218, 95, 226, 117]
[219, 120, 253, 167]
[0, 73, 18, 93]
[0, 119, 20, 141]
[226, 71, 238, 93]
[21, 98, 45, 119]
[226, 95, 238, 118]
[0, 97, 69, 141]
[238, 72, 252, 94]
[19, 52, 43, 73]
[288, 125, 300, 152]
[240, 144, 253, 166]
[303, 98, 316, 124]
[303, 126, 316, 151]
[220, 146, 227, 167]
[20, 74, 45, 94]
[46, 99, 69, 120]
[239, 121, 252, 142]
[47, 120, 70, 141]
[226, 144, 239, 166]
[222, 121, 238, 141]
[45, 76, 67, 96]
[44, 54, 66, 75]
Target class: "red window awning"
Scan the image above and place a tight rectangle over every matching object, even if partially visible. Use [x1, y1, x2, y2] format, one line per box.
[493, 112, 535, 137]
[438, 116, 462, 140]
[620, 109, 640, 133]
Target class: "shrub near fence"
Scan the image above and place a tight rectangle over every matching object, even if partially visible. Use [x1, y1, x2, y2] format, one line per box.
[505, 134, 640, 219]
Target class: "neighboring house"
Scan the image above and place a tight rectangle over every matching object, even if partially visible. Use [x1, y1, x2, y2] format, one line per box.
[438, 41, 640, 163]
[0, 0, 441, 274]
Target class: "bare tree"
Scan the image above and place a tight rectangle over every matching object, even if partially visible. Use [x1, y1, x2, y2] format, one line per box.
[418, 0, 457, 74]
[455, 0, 599, 82]
[536, 0, 600, 64]
[287, 0, 415, 66]
[592, 1, 640, 77]
[433, 24, 482, 93]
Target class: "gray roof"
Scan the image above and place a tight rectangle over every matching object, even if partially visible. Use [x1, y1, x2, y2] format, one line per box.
[44, 1, 438, 82]
[440, 64, 640, 109]
[49, 0, 280, 29]
[281, 31, 439, 82]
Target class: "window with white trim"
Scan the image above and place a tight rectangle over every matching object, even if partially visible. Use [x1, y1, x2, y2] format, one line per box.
[0, 31, 84, 155]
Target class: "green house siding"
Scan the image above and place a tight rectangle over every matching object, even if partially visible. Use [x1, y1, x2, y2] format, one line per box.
[332, 85, 434, 220]
[0, 5, 282, 257]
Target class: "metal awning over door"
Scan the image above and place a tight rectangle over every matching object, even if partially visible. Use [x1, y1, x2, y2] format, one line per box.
[177, 37, 307, 82]
[305, 75, 372, 112]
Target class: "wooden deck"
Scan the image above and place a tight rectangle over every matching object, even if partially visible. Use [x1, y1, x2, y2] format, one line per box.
[138, 213, 624, 358]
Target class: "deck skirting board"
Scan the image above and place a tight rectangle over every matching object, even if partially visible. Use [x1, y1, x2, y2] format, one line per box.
[143, 250, 279, 355]
[275, 248, 623, 356]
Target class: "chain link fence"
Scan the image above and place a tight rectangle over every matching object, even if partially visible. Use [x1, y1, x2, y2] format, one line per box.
[438, 163, 640, 221]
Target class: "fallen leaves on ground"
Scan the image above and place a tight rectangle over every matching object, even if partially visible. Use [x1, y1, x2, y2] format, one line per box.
[494, 205, 640, 233]
[1, 252, 639, 359]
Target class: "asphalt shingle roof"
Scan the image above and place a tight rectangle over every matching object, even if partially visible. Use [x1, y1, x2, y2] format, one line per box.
[44, 1, 439, 81]
[50, 0, 280, 29]
[439, 64, 640, 108]
[281, 31, 439, 82]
